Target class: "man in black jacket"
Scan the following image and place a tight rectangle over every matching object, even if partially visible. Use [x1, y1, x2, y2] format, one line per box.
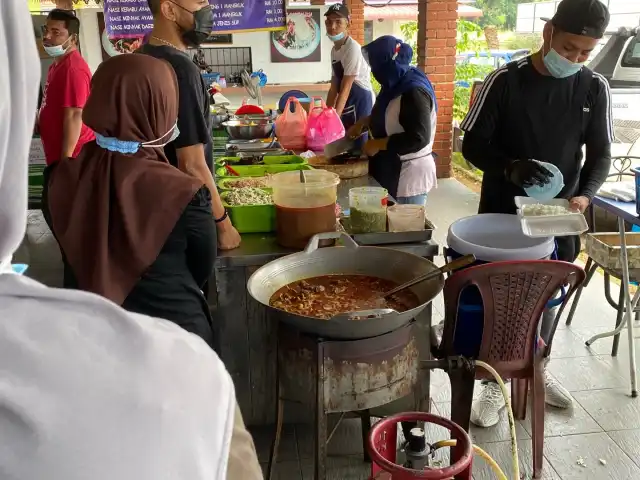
[460, 0, 612, 427]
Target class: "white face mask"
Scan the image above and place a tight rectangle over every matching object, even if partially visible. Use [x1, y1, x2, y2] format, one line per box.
[43, 36, 72, 58]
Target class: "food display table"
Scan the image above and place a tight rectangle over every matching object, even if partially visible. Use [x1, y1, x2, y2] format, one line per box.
[588, 196, 639, 397]
[209, 175, 439, 426]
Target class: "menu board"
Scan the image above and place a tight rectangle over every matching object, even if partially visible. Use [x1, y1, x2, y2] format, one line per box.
[103, 0, 153, 39]
[212, 0, 286, 33]
[103, 0, 285, 40]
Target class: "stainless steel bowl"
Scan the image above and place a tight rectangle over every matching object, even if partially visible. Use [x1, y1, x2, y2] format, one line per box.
[211, 114, 229, 129]
[222, 119, 274, 140]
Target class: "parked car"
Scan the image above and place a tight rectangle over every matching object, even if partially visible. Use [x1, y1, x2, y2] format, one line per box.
[455, 49, 531, 87]
[589, 26, 640, 157]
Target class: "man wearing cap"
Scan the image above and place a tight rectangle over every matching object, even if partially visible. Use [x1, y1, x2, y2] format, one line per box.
[460, 0, 613, 428]
[325, 3, 375, 146]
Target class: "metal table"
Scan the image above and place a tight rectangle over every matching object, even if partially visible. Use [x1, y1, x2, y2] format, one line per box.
[590, 196, 639, 397]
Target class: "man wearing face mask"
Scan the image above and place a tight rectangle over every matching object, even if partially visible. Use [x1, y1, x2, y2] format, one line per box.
[325, 3, 375, 144]
[460, 0, 613, 428]
[139, 0, 241, 251]
[38, 9, 94, 167]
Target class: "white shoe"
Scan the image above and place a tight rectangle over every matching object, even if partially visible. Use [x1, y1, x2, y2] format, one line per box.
[470, 382, 506, 428]
[544, 371, 573, 408]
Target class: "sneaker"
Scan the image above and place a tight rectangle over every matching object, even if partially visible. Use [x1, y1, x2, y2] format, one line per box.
[470, 382, 506, 428]
[544, 370, 573, 408]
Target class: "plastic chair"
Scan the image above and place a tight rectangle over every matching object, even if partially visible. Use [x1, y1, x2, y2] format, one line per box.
[431, 260, 585, 479]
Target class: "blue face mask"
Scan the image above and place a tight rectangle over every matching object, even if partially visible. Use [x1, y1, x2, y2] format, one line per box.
[95, 123, 180, 154]
[44, 36, 72, 58]
[327, 32, 345, 42]
[543, 48, 584, 78]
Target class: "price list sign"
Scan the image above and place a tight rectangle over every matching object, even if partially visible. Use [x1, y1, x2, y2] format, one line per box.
[212, 0, 286, 33]
[103, 0, 153, 39]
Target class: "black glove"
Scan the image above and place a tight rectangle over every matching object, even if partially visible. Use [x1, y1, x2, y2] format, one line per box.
[506, 159, 553, 188]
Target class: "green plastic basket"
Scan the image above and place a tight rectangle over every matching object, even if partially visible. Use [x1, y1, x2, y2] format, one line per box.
[29, 164, 45, 187]
[215, 163, 313, 178]
[217, 177, 273, 191]
[221, 192, 276, 233]
[215, 155, 307, 167]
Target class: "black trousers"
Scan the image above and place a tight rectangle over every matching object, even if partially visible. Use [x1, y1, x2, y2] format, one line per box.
[42, 164, 76, 289]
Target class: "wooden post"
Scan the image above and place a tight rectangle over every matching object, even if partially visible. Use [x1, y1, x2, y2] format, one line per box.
[417, 0, 458, 179]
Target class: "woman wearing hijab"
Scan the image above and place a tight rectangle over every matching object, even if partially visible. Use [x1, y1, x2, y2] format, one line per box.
[348, 35, 438, 205]
[46, 53, 217, 348]
[0, 4, 262, 476]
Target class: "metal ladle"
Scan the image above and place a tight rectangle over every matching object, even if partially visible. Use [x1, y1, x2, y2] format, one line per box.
[370, 254, 476, 309]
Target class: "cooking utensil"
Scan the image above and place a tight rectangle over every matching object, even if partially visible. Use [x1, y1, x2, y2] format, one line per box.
[299, 169, 306, 184]
[324, 133, 364, 160]
[246, 231, 444, 340]
[211, 113, 229, 129]
[225, 164, 240, 176]
[222, 119, 274, 140]
[368, 254, 475, 309]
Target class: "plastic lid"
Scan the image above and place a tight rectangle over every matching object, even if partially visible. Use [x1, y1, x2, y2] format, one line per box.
[524, 161, 564, 201]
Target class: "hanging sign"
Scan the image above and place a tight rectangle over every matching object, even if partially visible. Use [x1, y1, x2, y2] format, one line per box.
[212, 0, 286, 33]
[102, 0, 286, 39]
[103, 0, 153, 39]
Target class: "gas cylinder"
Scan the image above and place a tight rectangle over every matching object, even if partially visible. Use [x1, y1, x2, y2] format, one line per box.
[367, 412, 473, 480]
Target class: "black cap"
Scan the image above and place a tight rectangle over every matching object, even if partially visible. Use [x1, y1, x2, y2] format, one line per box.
[325, 3, 350, 19]
[541, 0, 610, 38]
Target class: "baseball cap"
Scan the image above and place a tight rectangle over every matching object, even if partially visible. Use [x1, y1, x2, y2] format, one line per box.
[541, 0, 610, 38]
[325, 3, 350, 19]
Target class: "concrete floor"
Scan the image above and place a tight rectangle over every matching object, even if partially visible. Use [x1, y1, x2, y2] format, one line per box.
[14, 178, 640, 479]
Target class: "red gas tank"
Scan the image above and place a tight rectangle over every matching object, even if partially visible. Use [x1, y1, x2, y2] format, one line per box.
[368, 412, 473, 480]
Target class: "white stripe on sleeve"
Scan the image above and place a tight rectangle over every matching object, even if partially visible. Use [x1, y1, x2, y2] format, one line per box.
[593, 71, 614, 143]
[460, 58, 527, 132]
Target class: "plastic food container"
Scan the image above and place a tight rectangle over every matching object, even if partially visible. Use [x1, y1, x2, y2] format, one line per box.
[271, 170, 340, 249]
[515, 196, 588, 238]
[387, 204, 426, 232]
[220, 192, 276, 234]
[349, 187, 388, 234]
[524, 161, 564, 201]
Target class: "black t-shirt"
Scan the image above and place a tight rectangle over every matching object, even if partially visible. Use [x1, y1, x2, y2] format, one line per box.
[138, 45, 213, 170]
[461, 56, 613, 213]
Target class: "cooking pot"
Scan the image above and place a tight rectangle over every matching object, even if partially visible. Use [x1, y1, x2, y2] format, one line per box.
[246, 232, 444, 340]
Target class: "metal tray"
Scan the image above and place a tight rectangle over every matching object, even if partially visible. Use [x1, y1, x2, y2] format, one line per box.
[340, 217, 435, 245]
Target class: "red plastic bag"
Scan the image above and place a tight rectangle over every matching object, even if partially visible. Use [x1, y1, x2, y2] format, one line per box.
[305, 97, 345, 152]
[276, 97, 308, 150]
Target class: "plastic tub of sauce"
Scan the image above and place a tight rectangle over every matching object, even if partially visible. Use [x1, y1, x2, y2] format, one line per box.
[271, 170, 340, 249]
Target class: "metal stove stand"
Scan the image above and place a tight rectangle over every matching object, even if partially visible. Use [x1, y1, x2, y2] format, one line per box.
[266, 321, 431, 480]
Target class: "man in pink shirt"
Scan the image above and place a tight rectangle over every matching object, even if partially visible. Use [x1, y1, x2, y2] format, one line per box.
[39, 9, 94, 166]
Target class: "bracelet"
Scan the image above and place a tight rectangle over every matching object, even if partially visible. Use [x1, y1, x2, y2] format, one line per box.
[215, 210, 228, 224]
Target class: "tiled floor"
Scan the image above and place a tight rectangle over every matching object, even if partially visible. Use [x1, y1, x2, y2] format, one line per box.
[16, 179, 640, 479]
[248, 179, 640, 479]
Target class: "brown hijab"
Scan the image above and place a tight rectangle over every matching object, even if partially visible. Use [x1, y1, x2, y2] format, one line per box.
[48, 54, 203, 305]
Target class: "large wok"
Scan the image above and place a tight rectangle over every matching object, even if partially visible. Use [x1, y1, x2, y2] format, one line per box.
[246, 232, 445, 340]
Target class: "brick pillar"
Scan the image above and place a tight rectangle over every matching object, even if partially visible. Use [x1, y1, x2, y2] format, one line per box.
[345, 0, 365, 45]
[417, 0, 458, 179]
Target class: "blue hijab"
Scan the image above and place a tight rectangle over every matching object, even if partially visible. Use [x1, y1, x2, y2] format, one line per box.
[365, 35, 437, 118]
